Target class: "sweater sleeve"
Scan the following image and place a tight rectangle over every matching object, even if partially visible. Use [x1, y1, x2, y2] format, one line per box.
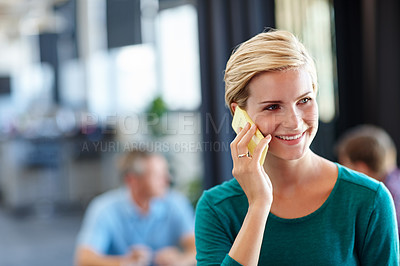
[360, 183, 399, 265]
[195, 192, 242, 266]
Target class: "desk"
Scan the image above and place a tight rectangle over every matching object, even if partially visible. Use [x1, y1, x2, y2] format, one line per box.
[0, 136, 119, 214]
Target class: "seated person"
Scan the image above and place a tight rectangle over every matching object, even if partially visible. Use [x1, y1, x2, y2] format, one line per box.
[336, 124, 400, 235]
[75, 149, 196, 266]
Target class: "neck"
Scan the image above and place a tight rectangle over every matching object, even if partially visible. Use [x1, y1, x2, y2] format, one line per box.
[130, 189, 151, 213]
[264, 150, 322, 190]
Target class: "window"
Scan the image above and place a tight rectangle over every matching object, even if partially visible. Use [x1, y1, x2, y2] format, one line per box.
[276, 0, 337, 123]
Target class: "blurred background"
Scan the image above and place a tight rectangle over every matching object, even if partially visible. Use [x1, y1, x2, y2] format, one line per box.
[0, 0, 399, 265]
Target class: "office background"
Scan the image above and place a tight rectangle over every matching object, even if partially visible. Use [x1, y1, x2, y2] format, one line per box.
[0, 0, 399, 265]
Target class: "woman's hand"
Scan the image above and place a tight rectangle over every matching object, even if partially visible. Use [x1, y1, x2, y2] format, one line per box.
[229, 122, 273, 265]
[230, 122, 273, 207]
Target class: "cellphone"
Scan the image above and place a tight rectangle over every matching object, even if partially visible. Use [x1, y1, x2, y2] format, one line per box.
[231, 106, 268, 165]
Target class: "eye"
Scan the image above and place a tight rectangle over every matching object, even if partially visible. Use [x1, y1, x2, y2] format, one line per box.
[264, 104, 280, 111]
[298, 97, 312, 104]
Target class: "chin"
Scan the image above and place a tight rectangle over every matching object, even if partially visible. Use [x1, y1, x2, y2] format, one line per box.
[155, 190, 167, 198]
[269, 145, 311, 161]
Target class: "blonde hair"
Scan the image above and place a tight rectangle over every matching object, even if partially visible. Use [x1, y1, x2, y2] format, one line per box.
[224, 29, 318, 115]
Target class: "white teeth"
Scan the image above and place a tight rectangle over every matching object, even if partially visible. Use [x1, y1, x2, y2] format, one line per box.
[276, 133, 303, 140]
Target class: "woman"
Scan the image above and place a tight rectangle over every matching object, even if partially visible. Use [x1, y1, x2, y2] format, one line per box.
[195, 30, 398, 265]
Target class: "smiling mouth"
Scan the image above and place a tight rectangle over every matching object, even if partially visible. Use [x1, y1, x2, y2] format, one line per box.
[275, 132, 304, 141]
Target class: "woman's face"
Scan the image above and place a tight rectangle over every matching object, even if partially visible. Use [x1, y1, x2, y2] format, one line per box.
[244, 68, 319, 161]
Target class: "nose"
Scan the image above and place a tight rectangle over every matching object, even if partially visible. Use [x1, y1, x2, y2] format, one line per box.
[281, 107, 302, 129]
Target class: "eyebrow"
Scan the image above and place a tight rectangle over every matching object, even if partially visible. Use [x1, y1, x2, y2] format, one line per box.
[258, 91, 313, 105]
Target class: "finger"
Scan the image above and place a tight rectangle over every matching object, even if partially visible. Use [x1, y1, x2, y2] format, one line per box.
[252, 134, 272, 165]
[231, 122, 251, 158]
[236, 124, 257, 155]
[235, 122, 251, 141]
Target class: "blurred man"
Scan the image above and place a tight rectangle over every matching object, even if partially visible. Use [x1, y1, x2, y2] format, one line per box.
[336, 124, 400, 236]
[75, 149, 196, 266]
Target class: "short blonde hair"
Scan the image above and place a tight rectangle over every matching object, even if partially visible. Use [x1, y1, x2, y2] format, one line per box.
[224, 29, 318, 115]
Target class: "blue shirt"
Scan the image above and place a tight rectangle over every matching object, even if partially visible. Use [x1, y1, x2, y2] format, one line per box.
[77, 188, 195, 256]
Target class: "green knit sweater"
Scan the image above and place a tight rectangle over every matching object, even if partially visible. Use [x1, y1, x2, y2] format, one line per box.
[195, 164, 399, 265]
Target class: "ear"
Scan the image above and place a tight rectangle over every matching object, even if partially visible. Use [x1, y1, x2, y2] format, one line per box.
[124, 175, 132, 185]
[124, 173, 137, 185]
[231, 103, 238, 113]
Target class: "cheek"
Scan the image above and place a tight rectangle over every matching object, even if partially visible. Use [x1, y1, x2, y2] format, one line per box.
[153, 177, 166, 188]
[253, 114, 279, 136]
[304, 104, 319, 126]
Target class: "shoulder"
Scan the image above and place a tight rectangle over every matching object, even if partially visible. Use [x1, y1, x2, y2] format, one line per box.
[337, 163, 381, 192]
[197, 178, 245, 210]
[336, 163, 393, 208]
[165, 189, 191, 203]
[162, 190, 194, 211]
[195, 178, 247, 237]
[86, 188, 128, 216]
[78, 188, 129, 236]
[337, 165, 400, 261]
